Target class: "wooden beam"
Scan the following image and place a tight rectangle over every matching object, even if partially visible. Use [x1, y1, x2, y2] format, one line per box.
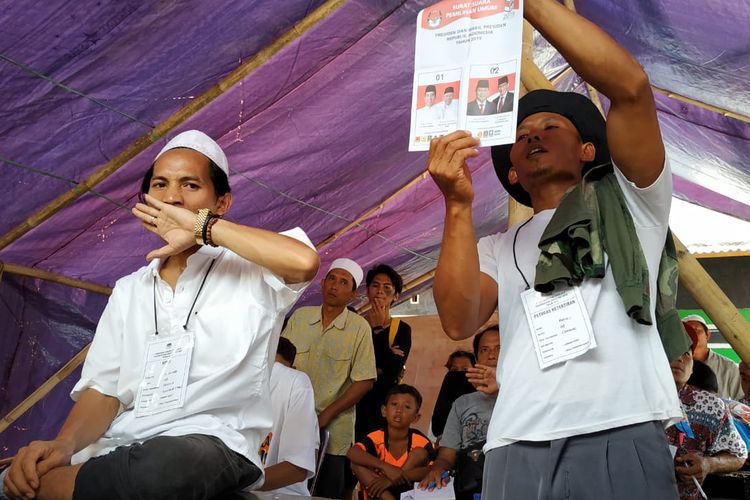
[2, 262, 111, 296]
[0, 0, 349, 252]
[0, 345, 90, 434]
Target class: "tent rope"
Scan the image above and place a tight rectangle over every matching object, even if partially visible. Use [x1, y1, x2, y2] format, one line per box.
[235, 171, 436, 262]
[0, 155, 131, 212]
[0, 53, 154, 129]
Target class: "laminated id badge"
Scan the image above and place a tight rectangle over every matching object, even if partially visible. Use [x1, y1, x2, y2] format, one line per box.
[521, 287, 596, 369]
[134, 333, 194, 417]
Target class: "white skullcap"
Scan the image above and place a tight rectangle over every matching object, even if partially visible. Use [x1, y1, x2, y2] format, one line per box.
[682, 314, 708, 328]
[328, 258, 364, 288]
[155, 130, 229, 175]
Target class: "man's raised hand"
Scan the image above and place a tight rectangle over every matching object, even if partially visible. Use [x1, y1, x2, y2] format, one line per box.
[132, 194, 199, 260]
[427, 131, 480, 206]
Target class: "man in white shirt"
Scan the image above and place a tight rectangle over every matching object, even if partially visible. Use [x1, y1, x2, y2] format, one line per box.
[435, 86, 459, 123]
[2, 130, 320, 500]
[257, 337, 319, 496]
[416, 85, 441, 127]
[426, 0, 682, 498]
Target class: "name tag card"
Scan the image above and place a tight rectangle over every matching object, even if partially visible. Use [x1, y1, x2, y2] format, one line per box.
[521, 287, 596, 369]
[135, 333, 194, 417]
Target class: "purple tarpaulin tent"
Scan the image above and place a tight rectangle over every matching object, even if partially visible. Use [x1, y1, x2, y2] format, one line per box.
[1, 0, 748, 456]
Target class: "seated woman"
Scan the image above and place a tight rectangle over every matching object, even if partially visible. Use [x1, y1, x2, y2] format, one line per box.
[667, 351, 747, 499]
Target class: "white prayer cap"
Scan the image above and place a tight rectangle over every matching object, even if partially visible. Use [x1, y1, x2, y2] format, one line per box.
[155, 130, 229, 175]
[682, 314, 708, 328]
[328, 258, 364, 288]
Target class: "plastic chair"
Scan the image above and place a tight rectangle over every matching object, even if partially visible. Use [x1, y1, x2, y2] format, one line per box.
[309, 428, 330, 494]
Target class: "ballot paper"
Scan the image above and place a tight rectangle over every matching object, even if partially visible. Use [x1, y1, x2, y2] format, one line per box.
[401, 483, 456, 500]
[409, 0, 524, 151]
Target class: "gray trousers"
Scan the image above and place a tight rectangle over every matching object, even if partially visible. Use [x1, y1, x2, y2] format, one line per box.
[481, 421, 679, 500]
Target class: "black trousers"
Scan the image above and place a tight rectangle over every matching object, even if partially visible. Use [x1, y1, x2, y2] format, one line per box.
[74, 434, 261, 500]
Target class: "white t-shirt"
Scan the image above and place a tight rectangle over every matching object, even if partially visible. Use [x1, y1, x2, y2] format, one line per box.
[70, 228, 314, 490]
[263, 362, 319, 496]
[478, 162, 682, 450]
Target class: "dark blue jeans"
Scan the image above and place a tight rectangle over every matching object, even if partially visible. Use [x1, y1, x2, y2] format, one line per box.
[74, 434, 261, 500]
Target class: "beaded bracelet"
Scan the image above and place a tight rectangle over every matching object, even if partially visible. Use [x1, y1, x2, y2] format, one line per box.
[205, 216, 220, 247]
[194, 208, 212, 245]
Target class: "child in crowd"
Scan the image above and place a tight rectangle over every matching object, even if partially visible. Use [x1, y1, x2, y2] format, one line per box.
[347, 385, 433, 500]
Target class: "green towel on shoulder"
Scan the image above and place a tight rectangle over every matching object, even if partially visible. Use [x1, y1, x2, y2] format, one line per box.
[534, 165, 690, 361]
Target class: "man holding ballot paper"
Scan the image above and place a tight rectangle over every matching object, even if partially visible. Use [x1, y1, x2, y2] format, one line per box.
[428, 0, 686, 498]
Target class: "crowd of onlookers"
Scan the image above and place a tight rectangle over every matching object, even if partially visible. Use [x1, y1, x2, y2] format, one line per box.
[5, 249, 747, 500]
[265, 265, 750, 500]
[262, 256, 505, 500]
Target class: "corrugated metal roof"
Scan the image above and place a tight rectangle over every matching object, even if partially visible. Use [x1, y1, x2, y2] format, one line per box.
[670, 198, 750, 256]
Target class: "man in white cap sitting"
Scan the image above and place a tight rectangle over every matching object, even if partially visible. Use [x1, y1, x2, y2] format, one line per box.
[2, 130, 320, 500]
[282, 258, 376, 499]
[683, 314, 743, 399]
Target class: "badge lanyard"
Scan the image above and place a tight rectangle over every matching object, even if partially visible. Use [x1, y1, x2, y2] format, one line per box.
[513, 216, 597, 369]
[512, 216, 534, 290]
[152, 258, 216, 335]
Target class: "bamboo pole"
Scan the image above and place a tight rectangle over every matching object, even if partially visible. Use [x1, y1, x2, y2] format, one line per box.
[2, 262, 112, 296]
[358, 269, 436, 313]
[0, 346, 90, 434]
[652, 85, 750, 124]
[521, 20, 556, 91]
[0, 263, 108, 435]
[507, 197, 533, 226]
[560, 0, 604, 114]
[403, 269, 437, 292]
[674, 236, 750, 361]
[316, 171, 430, 248]
[551, 66, 574, 86]
[0, 0, 349, 252]
[509, 23, 538, 225]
